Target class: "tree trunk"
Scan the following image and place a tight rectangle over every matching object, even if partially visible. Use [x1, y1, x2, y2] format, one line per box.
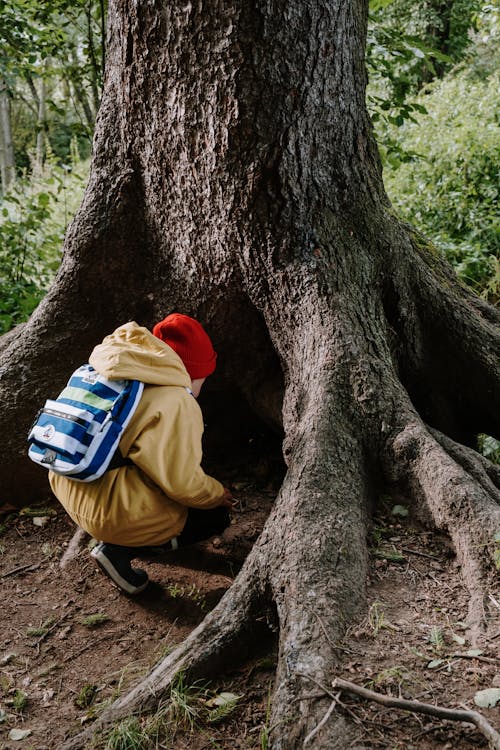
[68, 46, 96, 130]
[0, 77, 16, 192]
[84, 0, 102, 114]
[0, 1, 498, 747]
[35, 63, 48, 170]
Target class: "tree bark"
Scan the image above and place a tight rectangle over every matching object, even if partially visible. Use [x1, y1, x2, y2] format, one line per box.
[68, 46, 96, 130]
[35, 61, 49, 171]
[0, 77, 16, 192]
[0, 1, 498, 748]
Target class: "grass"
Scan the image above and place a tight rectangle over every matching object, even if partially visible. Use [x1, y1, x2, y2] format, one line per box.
[94, 671, 244, 750]
[367, 602, 387, 637]
[259, 684, 272, 750]
[166, 583, 207, 611]
[75, 684, 98, 709]
[80, 613, 110, 628]
[428, 626, 445, 652]
[102, 716, 146, 750]
[26, 617, 56, 637]
[169, 671, 206, 730]
[12, 689, 28, 711]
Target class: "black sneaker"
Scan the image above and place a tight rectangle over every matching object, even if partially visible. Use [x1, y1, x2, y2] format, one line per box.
[91, 543, 149, 595]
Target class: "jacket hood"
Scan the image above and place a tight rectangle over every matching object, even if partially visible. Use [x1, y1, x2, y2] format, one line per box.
[89, 321, 191, 387]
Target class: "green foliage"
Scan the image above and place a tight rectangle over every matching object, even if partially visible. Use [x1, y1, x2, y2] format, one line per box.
[103, 716, 146, 750]
[0, 0, 106, 177]
[479, 435, 500, 463]
[383, 65, 499, 301]
[75, 684, 98, 709]
[80, 612, 110, 628]
[367, 0, 485, 164]
[95, 673, 243, 750]
[12, 689, 28, 711]
[0, 154, 87, 333]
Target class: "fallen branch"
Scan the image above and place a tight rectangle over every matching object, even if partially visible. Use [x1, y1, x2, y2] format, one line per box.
[452, 652, 500, 666]
[1, 561, 42, 578]
[303, 697, 338, 746]
[333, 677, 500, 750]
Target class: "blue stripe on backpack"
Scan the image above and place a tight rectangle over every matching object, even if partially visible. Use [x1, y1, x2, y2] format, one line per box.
[27, 364, 144, 482]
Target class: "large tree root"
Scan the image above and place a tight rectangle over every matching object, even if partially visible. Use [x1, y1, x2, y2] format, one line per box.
[389, 416, 500, 640]
[59, 309, 499, 750]
[60, 376, 372, 749]
[60, 551, 264, 749]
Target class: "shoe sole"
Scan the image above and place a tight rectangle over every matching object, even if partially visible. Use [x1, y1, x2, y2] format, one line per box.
[91, 547, 149, 595]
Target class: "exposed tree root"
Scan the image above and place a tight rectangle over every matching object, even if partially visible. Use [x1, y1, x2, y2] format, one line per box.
[430, 428, 500, 496]
[60, 372, 374, 750]
[60, 528, 89, 569]
[60, 550, 264, 749]
[57, 309, 499, 750]
[390, 418, 500, 639]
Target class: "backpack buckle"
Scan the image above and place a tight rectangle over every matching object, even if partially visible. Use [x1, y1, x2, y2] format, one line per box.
[41, 449, 57, 465]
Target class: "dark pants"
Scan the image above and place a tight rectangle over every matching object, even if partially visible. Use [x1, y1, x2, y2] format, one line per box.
[176, 506, 230, 546]
[107, 506, 230, 558]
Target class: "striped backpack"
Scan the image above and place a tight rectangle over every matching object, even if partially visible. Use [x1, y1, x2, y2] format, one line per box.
[27, 364, 144, 482]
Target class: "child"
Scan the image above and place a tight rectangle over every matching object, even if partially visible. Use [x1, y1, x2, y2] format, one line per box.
[49, 314, 232, 594]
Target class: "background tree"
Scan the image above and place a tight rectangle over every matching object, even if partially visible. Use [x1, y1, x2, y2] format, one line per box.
[0, 0, 499, 748]
[0, 0, 106, 182]
[379, 3, 499, 305]
[0, 0, 104, 332]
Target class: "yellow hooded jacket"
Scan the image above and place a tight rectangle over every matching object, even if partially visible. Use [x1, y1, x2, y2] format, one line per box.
[49, 322, 224, 546]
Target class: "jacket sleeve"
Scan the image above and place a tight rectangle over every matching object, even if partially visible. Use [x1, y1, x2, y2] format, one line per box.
[127, 391, 225, 509]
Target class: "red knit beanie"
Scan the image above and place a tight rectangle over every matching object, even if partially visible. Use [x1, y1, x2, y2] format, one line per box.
[152, 313, 217, 379]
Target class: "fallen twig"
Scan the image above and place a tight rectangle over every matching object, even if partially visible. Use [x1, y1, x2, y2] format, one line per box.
[303, 697, 338, 746]
[399, 547, 438, 560]
[1, 561, 42, 578]
[62, 634, 114, 663]
[333, 677, 500, 750]
[452, 652, 500, 666]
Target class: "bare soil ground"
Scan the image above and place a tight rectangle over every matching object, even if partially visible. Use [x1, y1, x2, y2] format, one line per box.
[1, 474, 499, 750]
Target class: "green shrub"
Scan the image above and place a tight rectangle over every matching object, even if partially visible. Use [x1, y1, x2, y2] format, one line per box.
[383, 67, 499, 301]
[0, 153, 87, 333]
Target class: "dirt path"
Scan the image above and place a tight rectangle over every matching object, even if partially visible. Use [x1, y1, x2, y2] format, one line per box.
[1, 486, 499, 749]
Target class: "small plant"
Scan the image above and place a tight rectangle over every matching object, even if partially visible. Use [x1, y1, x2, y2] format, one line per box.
[166, 583, 207, 610]
[169, 671, 205, 729]
[0, 674, 13, 694]
[26, 617, 56, 637]
[479, 435, 500, 464]
[41, 542, 60, 559]
[166, 583, 183, 599]
[428, 626, 445, 651]
[373, 545, 405, 562]
[368, 601, 386, 636]
[205, 692, 241, 725]
[75, 684, 98, 709]
[495, 532, 500, 571]
[80, 613, 110, 628]
[260, 685, 272, 750]
[12, 689, 28, 711]
[103, 716, 144, 750]
[372, 666, 410, 691]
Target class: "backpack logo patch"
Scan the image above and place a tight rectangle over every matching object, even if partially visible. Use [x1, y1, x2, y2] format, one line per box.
[42, 424, 56, 441]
